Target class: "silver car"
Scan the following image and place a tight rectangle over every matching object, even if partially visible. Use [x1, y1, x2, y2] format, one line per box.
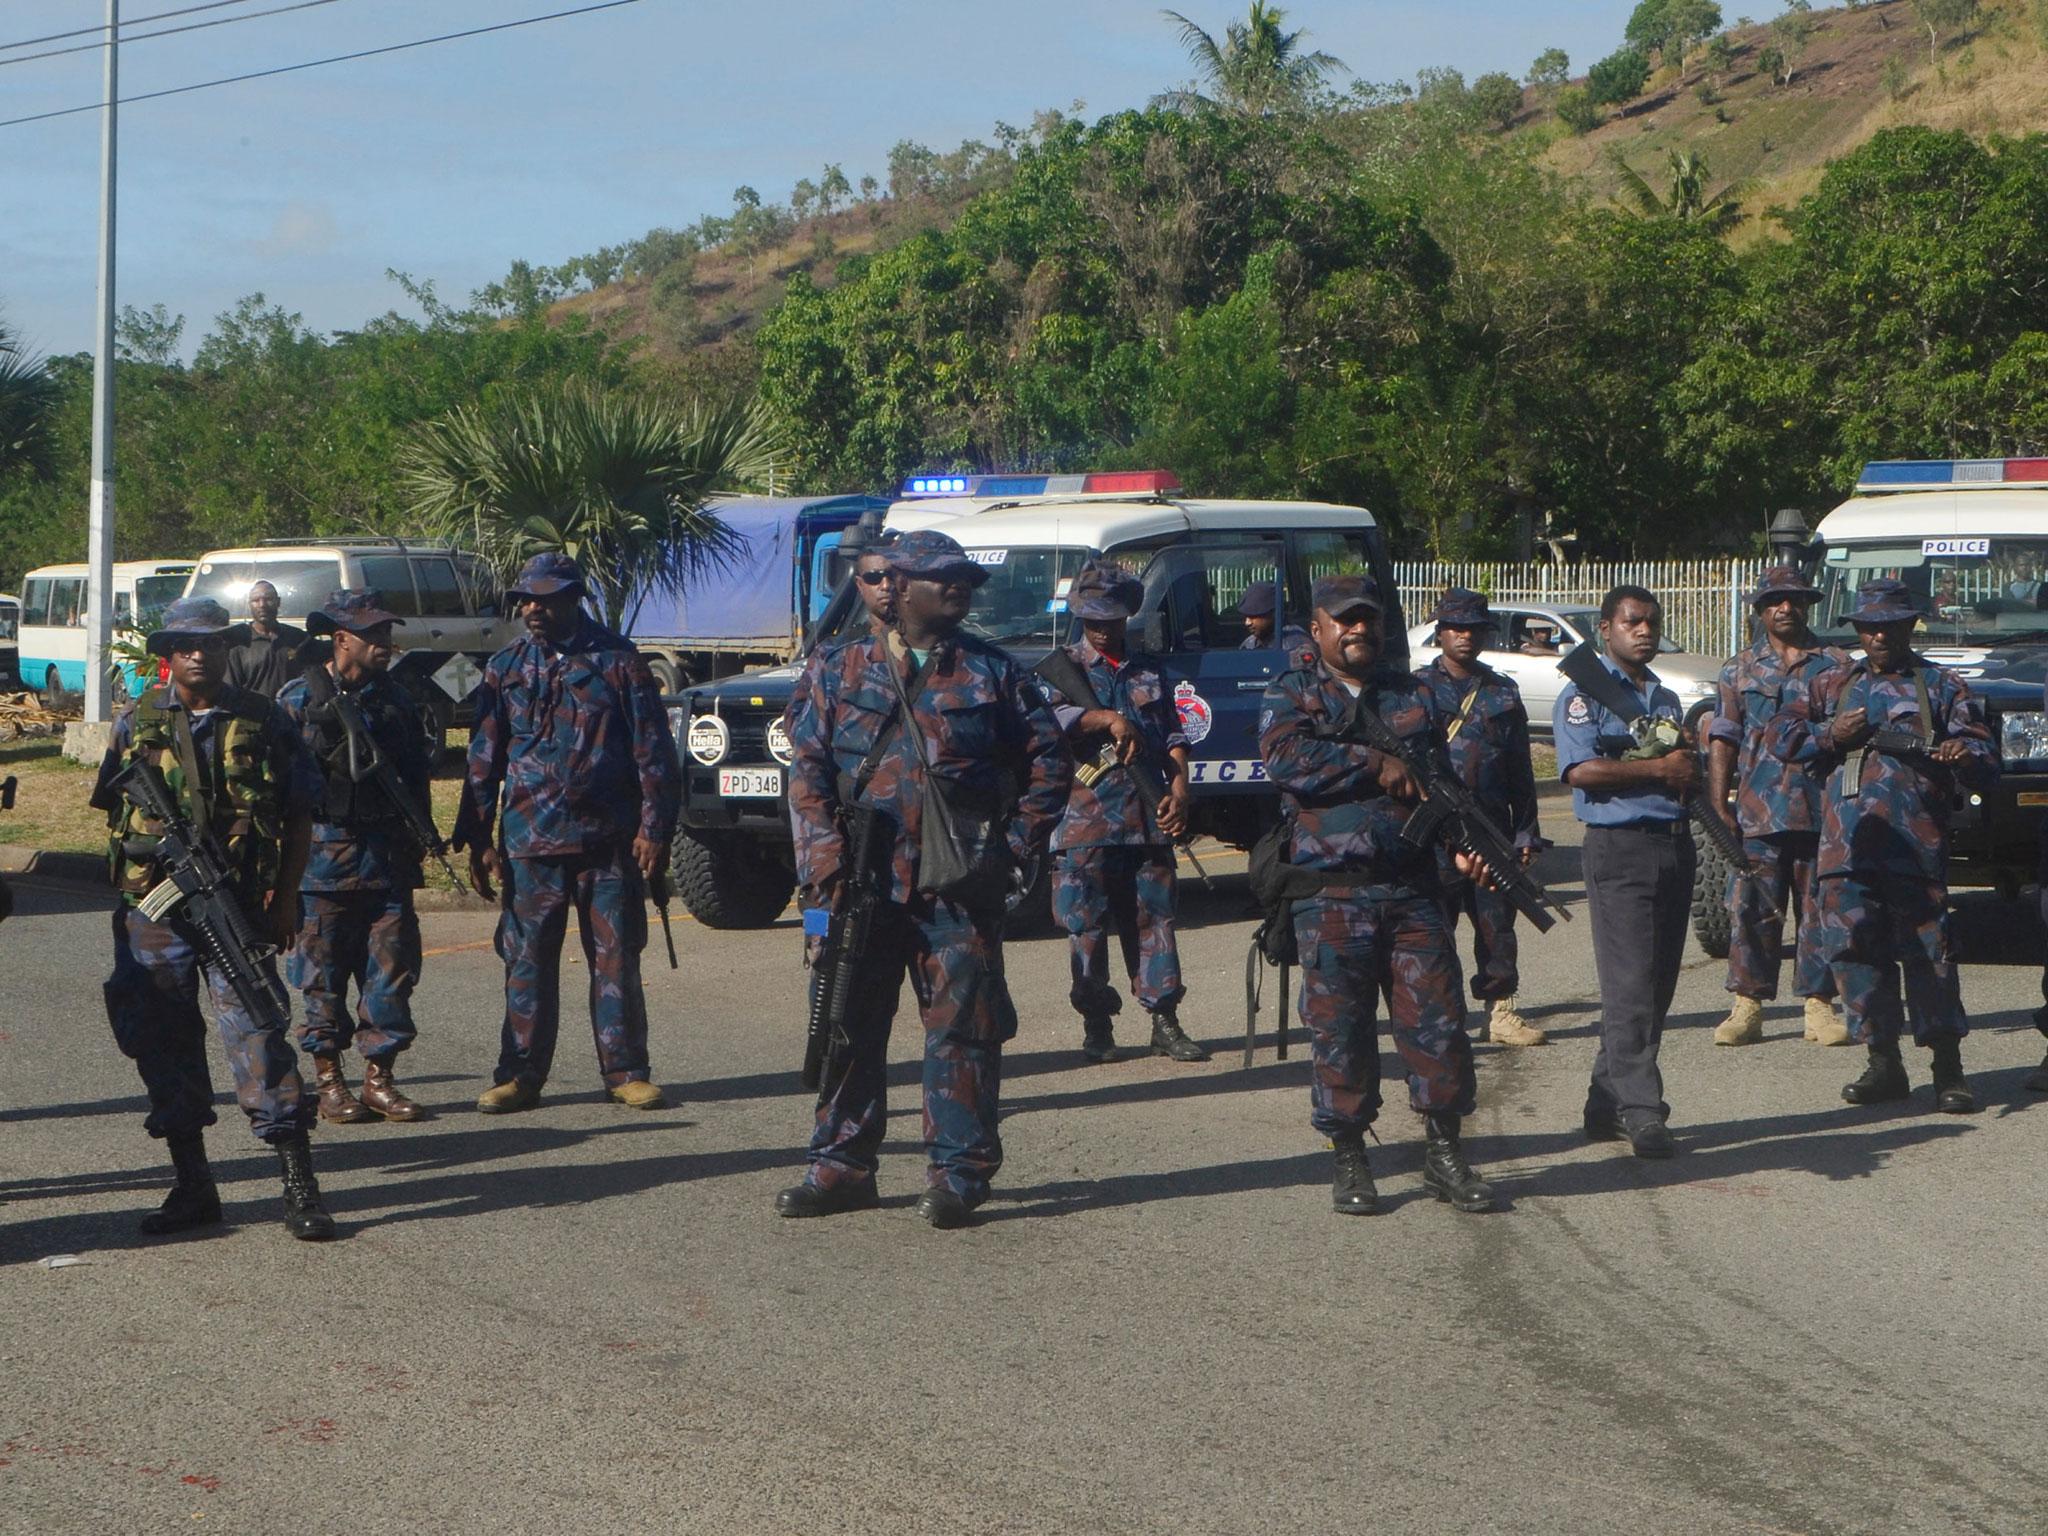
[1405, 602, 1724, 737]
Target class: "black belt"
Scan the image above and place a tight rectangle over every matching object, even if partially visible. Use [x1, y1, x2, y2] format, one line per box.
[1589, 819, 1686, 836]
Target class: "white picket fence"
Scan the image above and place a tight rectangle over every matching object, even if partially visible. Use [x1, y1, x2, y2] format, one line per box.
[1393, 560, 1766, 657]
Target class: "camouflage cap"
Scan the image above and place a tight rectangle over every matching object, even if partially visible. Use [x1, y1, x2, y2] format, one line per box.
[1849, 578, 1920, 625]
[1430, 587, 1495, 629]
[1237, 580, 1277, 618]
[307, 588, 407, 636]
[1750, 564, 1822, 605]
[1066, 558, 1143, 621]
[506, 551, 586, 598]
[146, 597, 243, 657]
[1311, 573, 1383, 621]
[883, 529, 988, 587]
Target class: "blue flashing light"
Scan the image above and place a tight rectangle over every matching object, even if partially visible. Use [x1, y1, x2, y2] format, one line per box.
[1858, 461, 1954, 486]
[974, 476, 1050, 497]
[903, 474, 974, 496]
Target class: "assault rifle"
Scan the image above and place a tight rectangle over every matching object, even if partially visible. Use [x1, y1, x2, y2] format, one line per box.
[1031, 649, 1211, 888]
[1318, 695, 1570, 934]
[1557, 642, 1765, 883]
[325, 689, 463, 889]
[1843, 725, 1951, 794]
[801, 802, 887, 1094]
[110, 757, 293, 1032]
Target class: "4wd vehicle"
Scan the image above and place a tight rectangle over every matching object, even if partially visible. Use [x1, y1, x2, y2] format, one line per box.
[666, 470, 1409, 928]
[1691, 458, 2048, 958]
[183, 539, 507, 753]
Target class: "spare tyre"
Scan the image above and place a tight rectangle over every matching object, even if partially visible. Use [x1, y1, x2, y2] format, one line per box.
[1691, 828, 1733, 959]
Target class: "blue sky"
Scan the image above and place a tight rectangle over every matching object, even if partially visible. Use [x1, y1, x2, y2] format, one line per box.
[0, 0, 1638, 357]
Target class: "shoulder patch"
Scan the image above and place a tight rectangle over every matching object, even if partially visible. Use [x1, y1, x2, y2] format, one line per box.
[1564, 694, 1593, 728]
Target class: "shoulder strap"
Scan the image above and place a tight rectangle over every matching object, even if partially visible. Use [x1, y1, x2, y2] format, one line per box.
[1557, 641, 1644, 723]
[1914, 665, 1934, 740]
[878, 635, 947, 787]
[848, 641, 942, 800]
[167, 706, 212, 840]
[1445, 678, 1483, 742]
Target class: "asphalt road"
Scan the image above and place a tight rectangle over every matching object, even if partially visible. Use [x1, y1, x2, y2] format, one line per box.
[3, 824, 2045, 1535]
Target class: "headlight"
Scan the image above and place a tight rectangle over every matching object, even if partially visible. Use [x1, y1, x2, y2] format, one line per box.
[766, 717, 794, 766]
[2000, 710, 2048, 766]
[686, 714, 730, 766]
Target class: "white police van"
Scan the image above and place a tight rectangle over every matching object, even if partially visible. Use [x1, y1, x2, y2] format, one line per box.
[668, 470, 1407, 926]
[1807, 458, 2048, 895]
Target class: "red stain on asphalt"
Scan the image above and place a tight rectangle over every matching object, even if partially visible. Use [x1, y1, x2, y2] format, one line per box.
[180, 1474, 222, 1492]
[264, 1418, 342, 1444]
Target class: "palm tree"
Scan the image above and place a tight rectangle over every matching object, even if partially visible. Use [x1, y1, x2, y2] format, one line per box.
[1607, 148, 1755, 234]
[0, 318, 58, 479]
[398, 381, 784, 632]
[1158, 3, 1346, 116]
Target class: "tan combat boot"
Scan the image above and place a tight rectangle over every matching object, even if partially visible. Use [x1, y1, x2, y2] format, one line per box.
[476, 1079, 542, 1115]
[1713, 996, 1765, 1046]
[608, 1080, 667, 1110]
[1486, 996, 1548, 1047]
[312, 1054, 373, 1123]
[1803, 996, 1851, 1046]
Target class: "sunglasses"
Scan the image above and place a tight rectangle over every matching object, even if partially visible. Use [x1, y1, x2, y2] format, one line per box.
[169, 636, 232, 657]
[856, 571, 891, 588]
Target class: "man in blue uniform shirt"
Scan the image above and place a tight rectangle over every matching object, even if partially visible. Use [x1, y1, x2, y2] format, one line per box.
[1553, 585, 1699, 1158]
[1238, 580, 1310, 655]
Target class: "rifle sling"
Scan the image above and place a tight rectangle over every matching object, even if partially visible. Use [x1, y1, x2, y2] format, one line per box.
[167, 706, 214, 842]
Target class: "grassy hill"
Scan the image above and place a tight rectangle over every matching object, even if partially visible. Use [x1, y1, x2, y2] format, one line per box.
[550, 0, 2048, 365]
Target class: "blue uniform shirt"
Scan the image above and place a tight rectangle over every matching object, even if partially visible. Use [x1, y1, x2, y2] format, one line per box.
[1553, 656, 1687, 826]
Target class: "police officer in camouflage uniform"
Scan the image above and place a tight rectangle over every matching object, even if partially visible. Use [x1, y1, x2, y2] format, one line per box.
[1259, 574, 1494, 1217]
[1413, 588, 1548, 1048]
[91, 596, 336, 1240]
[1238, 580, 1310, 654]
[454, 553, 681, 1115]
[777, 530, 1071, 1229]
[1037, 559, 1204, 1064]
[275, 590, 432, 1124]
[1769, 579, 1996, 1113]
[1706, 566, 1853, 1049]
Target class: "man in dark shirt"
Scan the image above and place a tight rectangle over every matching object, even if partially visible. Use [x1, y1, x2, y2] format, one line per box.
[224, 580, 309, 699]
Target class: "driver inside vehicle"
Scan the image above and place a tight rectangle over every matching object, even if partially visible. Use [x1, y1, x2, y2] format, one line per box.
[1520, 621, 1560, 655]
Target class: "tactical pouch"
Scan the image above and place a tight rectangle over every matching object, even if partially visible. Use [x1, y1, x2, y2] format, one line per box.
[916, 775, 1009, 908]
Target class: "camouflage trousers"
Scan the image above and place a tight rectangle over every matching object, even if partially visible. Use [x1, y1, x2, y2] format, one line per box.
[103, 905, 314, 1143]
[1817, 872, 1965, 1047]
[494, 849, 651, 1089]
[807, 898, 1018, 1206]
[1052, 845, 1184, 1021]
[1292, 891, 1476, 1136]
[1724, 832, 1835, 1001]
[1440, 876, 1518, 1002]
[289, 888, 421, 1060]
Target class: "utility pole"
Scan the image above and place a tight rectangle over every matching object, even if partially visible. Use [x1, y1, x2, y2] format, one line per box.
[84, 0, 119, 724]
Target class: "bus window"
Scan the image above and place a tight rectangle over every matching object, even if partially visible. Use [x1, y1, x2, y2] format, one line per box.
[52, 577, 84, 627]
[22, 578, 51, 627]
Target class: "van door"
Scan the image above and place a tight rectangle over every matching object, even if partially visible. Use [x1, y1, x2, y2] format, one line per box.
[1128, 539, 1288, 799]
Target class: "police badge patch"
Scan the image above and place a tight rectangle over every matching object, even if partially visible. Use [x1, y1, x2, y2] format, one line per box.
[1564, 693, 1593, 727]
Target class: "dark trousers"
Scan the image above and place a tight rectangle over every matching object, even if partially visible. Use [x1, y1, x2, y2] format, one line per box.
[1582, 824, 1695, 1124]
[290, 888, 422, 1060]
[1053, 844, 1185, 1021]
[1441, 876, 1518, 1001]
[1818, 872, 1963, 1047]
[494, 849, 651, 1089]
[1724, 831, 1834, 1001]
[808, 898, 1018, 1206]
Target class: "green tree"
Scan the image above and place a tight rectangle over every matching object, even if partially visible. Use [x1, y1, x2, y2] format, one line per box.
[1468, 71, 1525, 130]
[1159, 2, 1346, 116]
[1664, 0, 1725, 64]
[1911, 0, 1980, 63]
[1554, 84, 1602, 133]
[0, 318, 57, 480]
[1768, 6, 1815, 83]
[1608, 147, 1755, 231]
[1587, 47, 1651, 106]
[399, 383, 782, 631]
[1526, 47, 1570, 93]
[1625, 0, 1675, 56]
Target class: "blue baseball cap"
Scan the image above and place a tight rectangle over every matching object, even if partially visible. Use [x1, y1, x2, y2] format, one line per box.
[307, 588, 407, 636]
[507, 552, 587, 598]
[884, 529, 988, 587]
[146, 597, 244, 657]
[1238, 580, 1277, 618]
[1431, 588, 1495, 629]
[1066, 559, 1143, 621]
[1849, 578, 1920, 625]
[1311, 574, 1383, 622]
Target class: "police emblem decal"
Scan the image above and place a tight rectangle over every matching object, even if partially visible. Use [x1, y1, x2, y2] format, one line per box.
[1174, 681, 1214, 745]
[1564, 693, 1593, 727]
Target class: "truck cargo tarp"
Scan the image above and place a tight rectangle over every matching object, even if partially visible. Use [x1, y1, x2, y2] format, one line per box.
[627, 496, 866, 645]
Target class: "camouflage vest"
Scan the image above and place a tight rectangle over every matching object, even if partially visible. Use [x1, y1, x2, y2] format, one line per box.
[298, 666, 417, 826]
[110, 687, 286, 903]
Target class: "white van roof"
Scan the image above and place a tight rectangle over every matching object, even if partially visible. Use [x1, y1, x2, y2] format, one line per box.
[885, 496, 1377, 550]
[1818, 489, 2048, 544]
[21, 559, 195, 580]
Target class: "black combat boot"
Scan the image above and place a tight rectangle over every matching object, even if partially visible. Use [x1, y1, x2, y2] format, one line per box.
[139, 1132, 222, 1236]
[1841, 1039, 1910, 1105]
[912, 1187, 975, 1230]
[1149, 1011, 1209, 1063]
[1928, 1035, 1975, 1115]
[1080, 1018, 1117, 1064]
[274, 1132, 337, 1241]
[774, 1179, 880, 1219]
[1421, 1113, 1496, 1213]
[1330, 1132, 1377, 1216]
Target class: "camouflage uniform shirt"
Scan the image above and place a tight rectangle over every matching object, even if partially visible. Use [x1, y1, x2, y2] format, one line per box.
[1708, 635, 1854, 838]
[1037, 639, 1187, 852]
[275, 668, 433, 891]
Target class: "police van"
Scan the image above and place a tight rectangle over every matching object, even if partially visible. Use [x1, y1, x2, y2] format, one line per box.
[667, 470, 1408, 927]
[1797, 459, 2048, 898]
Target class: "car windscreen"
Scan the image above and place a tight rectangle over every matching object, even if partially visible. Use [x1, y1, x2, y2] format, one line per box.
[812, 545, 1093, 652]
[132, 574, 190, 627]
[1816, 539, 2048, 645]
[185, 556, 344, 618]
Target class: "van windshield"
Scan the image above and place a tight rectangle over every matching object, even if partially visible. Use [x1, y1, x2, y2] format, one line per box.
[814, 545, 1093, 653]
[1816, 540, 2048, 646]
[132, 574, 189, 627]
[185, 557, 343, 618]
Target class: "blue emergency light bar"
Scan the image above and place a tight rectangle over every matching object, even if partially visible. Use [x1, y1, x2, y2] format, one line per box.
[900, 469, 1182, 498]
[1857, 458, 2048, 490]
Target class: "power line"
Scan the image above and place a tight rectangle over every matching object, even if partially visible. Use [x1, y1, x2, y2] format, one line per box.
[0, 0, 350, 71]
[0, 0, 648, 130]
[0, 0, 269, 52]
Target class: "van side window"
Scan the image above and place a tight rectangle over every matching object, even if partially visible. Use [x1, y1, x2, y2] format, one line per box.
[412, 557, 466, 617]
[457, 554, 499, 616]
[1136, 543, 1285, 652]
[358, 556, 420, 616]
[22, 579, 51, 627]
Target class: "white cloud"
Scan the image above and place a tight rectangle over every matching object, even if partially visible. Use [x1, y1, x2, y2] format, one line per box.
[251, 201, 341, 261]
